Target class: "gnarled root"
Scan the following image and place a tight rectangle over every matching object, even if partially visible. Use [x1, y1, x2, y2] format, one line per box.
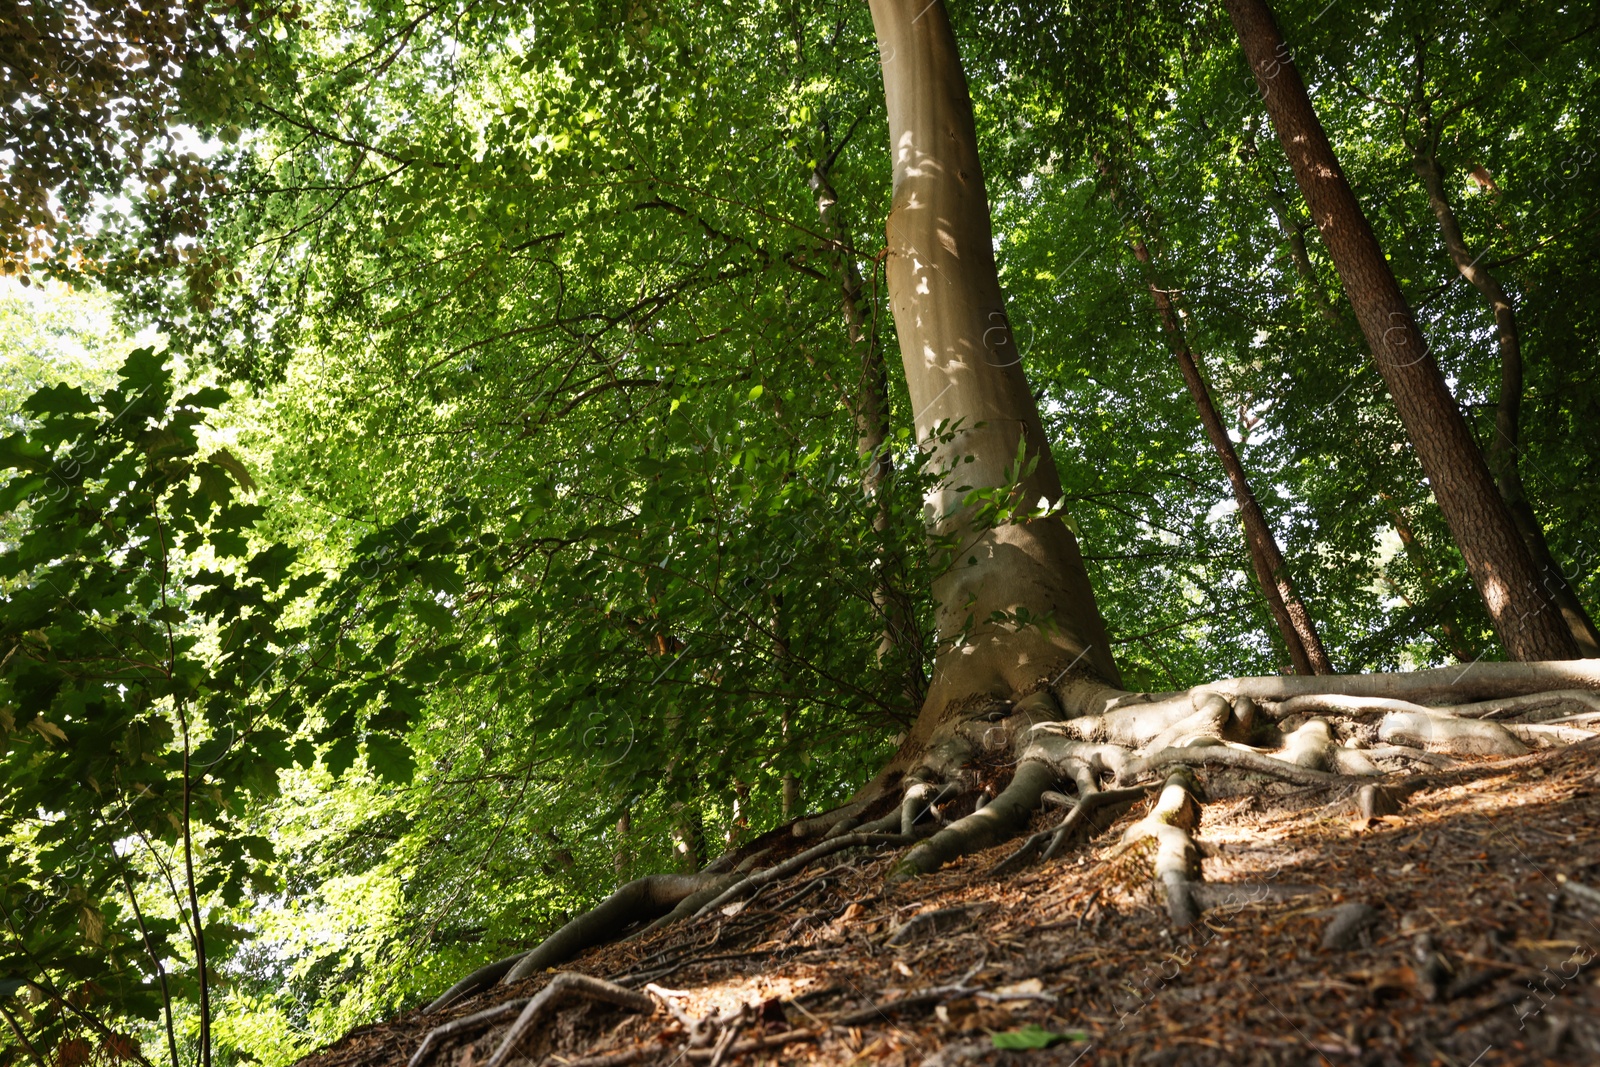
[886, 760, 1058, 884]
[693, 830, 923, 918]
[1376, 709, 1527, 757]
[989, 783, 1154, 877]
[425, 954, 527, 1014]
[423, 663, 1600, 1008]
[1116, 769, 1205, 928]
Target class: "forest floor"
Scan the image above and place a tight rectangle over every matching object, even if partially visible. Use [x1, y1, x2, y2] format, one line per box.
[298, 742, 1600, 1067]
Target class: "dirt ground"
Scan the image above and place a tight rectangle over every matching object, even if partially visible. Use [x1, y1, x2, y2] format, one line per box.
[297, 742, 1600, 1067]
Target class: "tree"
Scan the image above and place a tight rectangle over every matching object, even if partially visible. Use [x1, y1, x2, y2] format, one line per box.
[395, 3, 1600, 1021]
[1101, 156, 1333, 674]
[5, 1, 1600, 1062]
[1400, 43, 1600, 658]
[1221, 0, 1580, 661]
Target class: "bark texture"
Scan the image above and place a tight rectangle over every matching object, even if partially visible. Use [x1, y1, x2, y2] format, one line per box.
[1410, 146, 1600, 657]
[868, 0, 1120, 761]
[1223, 0, 1579, 661]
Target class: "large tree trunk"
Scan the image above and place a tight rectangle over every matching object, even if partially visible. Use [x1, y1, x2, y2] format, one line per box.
[1123, 231, 1333, 674]
[1410, 146, 1600, 657]
[867, 0, 1120, 770]
[1223, 0, 1580, 662]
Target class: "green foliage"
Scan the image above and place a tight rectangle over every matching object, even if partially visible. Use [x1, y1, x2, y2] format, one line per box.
[991, 1024, 1087, 1049]
[0, 0, 1597, 1062]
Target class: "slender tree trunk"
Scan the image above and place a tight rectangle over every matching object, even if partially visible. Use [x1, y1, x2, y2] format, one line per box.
[1383, 496, 1479, 662]
[613, 809, 630, 882]
[1410, 147, 1600, 657]
[809, 160, 928, 706]
[1123, 232, 1333, 674]
[1238, 125, 1342, 325]
[867, 0, 1120, 767]
[1223, 0, 1580, 661]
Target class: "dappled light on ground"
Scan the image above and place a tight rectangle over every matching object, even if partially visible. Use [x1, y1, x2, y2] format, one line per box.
[297, 742, 1600, 1066]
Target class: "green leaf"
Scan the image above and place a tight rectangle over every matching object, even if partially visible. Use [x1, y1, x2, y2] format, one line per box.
[118, 347, 171, 393]
[21, 383, 96, 417]
[747, 384, 763, 401]
[324, 735, 359, 776]
[990, 1025, 1085, 1050]
[366, 733, 415, 783]
[180, 386, 233, 410]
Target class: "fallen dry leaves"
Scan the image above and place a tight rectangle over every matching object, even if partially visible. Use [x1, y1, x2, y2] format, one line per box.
[294, 746, 1600, 1067]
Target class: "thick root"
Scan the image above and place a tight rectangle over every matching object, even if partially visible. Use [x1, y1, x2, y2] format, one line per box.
[692, 830, 920, 918]
[887, 760, 1057, 884]
[627, 873, 747, 941]
[1377, 709, 1528, 757]
[1117, 742, 1345, 786]
[1214, 660, 1600, 705]
[500, 873, 727, 987]
[1117, 769, 1205, 928]
[425, 954, 527, 1014]
[791, 796, 876, 839]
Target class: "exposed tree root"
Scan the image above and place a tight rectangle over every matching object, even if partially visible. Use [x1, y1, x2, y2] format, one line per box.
[1113, 769, 1206, 928]
[407, 998, 528, 1067]
[886, 760, 1057, 885]
[423, 954, 521, 1014]
[989, 784, 1155, 877]
[1117, 742, 1347, 786]
[1376, 709, 1528, 757]
[420, 663, 1600, 1011]
[412, 974, 653, 1067]
[495, 874, 728, 989]
[692, 830, 923, 918]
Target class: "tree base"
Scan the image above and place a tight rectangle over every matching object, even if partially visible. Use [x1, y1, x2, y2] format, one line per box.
[393, 661, 1600, 1066]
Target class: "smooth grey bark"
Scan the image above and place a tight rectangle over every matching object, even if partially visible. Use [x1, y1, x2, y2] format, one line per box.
[866, 0, 1120, 784]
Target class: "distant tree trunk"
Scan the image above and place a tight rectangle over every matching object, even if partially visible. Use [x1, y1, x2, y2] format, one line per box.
[613, 809, 630, 882]
[1410, 145, 1600, 657]
[1238, 124, 1342, 325]
[809, 158, 928, 707]
[1382, 496, 1479, 662]
[867, 0, 1121, 776]
[1223, 0, 1580, 661]
[773, 600, 801, 818]
[1122, 231, 1333, 674]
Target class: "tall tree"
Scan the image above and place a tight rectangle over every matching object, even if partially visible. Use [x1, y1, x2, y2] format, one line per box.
[868, 0, 1120, 762]
[1126, 227, 1332, 674]
[1102, 156, 1332, 674]
[1221, 0, 1580, 661]
[1407, 88, 1600, 657]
